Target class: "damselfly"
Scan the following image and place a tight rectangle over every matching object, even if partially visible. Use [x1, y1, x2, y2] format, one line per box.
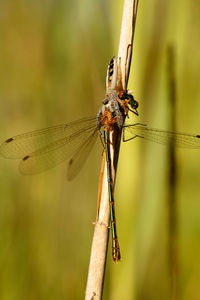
[1, 57, 200, 262]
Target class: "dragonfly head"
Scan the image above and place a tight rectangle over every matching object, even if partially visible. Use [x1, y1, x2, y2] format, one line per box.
[118, 92, 139, 116]
[127, 94, 138, 110]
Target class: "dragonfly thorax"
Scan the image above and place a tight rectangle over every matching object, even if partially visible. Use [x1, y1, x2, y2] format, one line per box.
[100, 89, 125, 128]
[99, 89, 139, 130]
[103, 89, 120, 112]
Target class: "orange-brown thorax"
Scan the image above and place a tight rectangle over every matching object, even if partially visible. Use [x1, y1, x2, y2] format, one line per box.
[101, 109, 118, 130]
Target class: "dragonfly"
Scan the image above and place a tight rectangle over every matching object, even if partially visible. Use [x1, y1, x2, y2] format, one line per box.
[1, 57, 200, 262]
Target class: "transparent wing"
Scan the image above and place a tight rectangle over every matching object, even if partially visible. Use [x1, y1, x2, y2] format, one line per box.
[67, 129, 98, 181]
[0, 116, 97, 159]
[0, 116, 99, 175]
[124, 123, 200, 148]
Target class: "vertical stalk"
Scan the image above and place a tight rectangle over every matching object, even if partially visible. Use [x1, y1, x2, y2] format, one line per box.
[85, 1, 139, 299]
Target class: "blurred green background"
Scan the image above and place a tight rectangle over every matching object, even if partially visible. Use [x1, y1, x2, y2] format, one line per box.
[1, 0, 200, 299]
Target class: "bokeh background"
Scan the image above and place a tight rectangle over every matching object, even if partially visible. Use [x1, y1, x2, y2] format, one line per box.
[1, 0, 200, 299]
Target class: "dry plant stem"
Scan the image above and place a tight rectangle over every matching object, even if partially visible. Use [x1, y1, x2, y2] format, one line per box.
[85, 130, 120, 300]
[84, 154, 109, 300]
[118, 0, 139, 89]
[85, 1, 139, 299]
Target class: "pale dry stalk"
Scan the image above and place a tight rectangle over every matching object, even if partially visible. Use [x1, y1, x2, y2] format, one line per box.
[85, 1, 139, 299]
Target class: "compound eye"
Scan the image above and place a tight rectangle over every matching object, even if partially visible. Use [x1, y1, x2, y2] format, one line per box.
[128, 95, 138, 109]
[132, 99, 138, 109]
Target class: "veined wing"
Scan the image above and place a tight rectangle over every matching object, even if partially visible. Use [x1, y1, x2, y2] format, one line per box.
[0, 116, 99, 175]
[67, 129, 98, 180]
[123, 123, 200, 148]
[0, 116, 97, 158]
